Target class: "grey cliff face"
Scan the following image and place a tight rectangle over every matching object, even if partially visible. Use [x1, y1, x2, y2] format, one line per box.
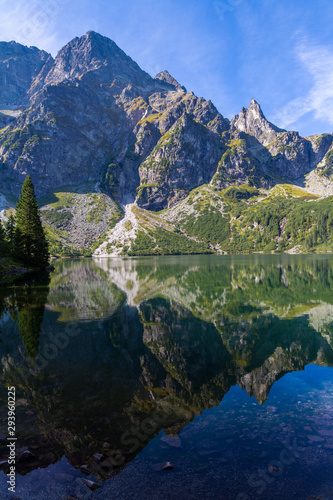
[230, 98, 285, 147]
[266, 131, 333, 180]
[0, 41, 51, 108]
[230, 99, 333, 182]
[137, 114, 224, 210]
[210, 131, 270, 190]
[43, 31, 163, 91]
[1, 32, 333, 207]
[155, 70, 187, 92]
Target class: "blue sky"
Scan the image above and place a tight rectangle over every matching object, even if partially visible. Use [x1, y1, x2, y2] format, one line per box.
[1, 0, 333, 136]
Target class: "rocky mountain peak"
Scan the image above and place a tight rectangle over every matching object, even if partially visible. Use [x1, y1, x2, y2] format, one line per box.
[231, 98, 285, 147]
[0, 40, 49, 61]
[43, 31, 156, 90]
[154, 70, 186, 92]
[248, 97, 265, 116]
[2, 31, 333, 212]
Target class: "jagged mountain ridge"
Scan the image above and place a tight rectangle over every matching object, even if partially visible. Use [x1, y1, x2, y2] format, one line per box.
[0, 41, 51, 108]
[1, 30, 333, 209]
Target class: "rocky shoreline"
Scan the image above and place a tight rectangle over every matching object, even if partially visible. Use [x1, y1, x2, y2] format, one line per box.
[0, 258, 30, 284]
[0, 258, 54, 284]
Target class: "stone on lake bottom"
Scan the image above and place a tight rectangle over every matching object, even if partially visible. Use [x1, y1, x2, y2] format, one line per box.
[81, 478, 101, 491]
[162, 461, 175, 470]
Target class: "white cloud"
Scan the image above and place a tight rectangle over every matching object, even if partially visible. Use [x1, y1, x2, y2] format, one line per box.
[273, 40, 333, 129]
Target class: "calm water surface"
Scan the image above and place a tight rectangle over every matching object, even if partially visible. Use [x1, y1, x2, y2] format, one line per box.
[0, 254, 333, 499]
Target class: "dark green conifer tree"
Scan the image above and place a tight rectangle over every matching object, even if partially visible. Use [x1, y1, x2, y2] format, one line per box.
[15, 175, 50, 266]
[4, 214, 15, 255]
[0, 220, 6, 256]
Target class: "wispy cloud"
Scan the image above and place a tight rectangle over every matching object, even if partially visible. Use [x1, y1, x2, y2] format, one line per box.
[273, 40, 333, 129]
[0, 0, 68, 54]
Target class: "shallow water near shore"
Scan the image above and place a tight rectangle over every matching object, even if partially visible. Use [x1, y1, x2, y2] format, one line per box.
[0, 254, 333, 499]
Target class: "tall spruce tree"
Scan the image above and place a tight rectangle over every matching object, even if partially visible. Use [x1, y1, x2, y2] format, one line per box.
[4, 214, 15, 255]
[0, 220, 5, 256]
[15, 175, 50, 266]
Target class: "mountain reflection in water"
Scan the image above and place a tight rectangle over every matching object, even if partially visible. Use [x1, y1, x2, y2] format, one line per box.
[0, 255, 333, 499]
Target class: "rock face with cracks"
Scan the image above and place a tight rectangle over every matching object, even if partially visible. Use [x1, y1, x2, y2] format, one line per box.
[2, 30, 333, 210]
[2, 31, 333, 255]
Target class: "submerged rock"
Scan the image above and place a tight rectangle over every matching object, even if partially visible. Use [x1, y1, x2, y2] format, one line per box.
[81, 478, 101, 491]
[162, 461, 175, 470]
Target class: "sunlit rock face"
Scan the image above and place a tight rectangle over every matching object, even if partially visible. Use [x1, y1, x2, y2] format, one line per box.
[230, 98, 285, 147]
[0, 41, 51, 108]
[1, 32, 333, 206]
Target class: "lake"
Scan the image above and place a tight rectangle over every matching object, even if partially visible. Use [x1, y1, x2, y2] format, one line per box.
[0, 254, 333, 499]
